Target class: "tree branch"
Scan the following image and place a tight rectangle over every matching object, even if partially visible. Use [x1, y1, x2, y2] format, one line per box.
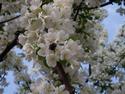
[0, 30, 24, 62]
[73, 1, 113, 21]
[0, 15, 21, 25]
[88, 1, 113, 9]
[54, 62, 75, 94]
[73, 0, 84, 21]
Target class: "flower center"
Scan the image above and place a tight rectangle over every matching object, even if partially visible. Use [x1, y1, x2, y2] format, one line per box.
[49, 43, 57, 51]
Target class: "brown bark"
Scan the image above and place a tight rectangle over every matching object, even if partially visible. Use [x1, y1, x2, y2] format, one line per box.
[54, 62, 75, 94]
[0, 30, 24, 62]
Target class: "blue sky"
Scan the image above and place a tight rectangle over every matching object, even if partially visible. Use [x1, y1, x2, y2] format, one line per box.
[3, 4, 125, 94]
[102, 4, 125, 42]
[4, 71, 17, 94]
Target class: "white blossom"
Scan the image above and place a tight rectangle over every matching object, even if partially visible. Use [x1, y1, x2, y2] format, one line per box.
[27, 0, 42, 10]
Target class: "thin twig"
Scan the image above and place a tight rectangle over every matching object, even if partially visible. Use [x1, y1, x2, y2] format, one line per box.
[0, 72, 6, 82]
[0, 15, 21, 25]
[73, 0, 84, 21]
[73, 1, 113, 21]
[88, 1, 113, 9]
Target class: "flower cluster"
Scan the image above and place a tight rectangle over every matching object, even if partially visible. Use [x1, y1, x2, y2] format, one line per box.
[30, 77, 69, 94]
[19, 0, 83, 68]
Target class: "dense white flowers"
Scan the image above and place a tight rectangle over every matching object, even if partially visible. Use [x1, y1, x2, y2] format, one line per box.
[16, 0, 88, 93]
[29, 0, 42, 10]
[30, 77, 69, 94]
[1, 0, 125, 94]
[19, 0, 83, 68]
